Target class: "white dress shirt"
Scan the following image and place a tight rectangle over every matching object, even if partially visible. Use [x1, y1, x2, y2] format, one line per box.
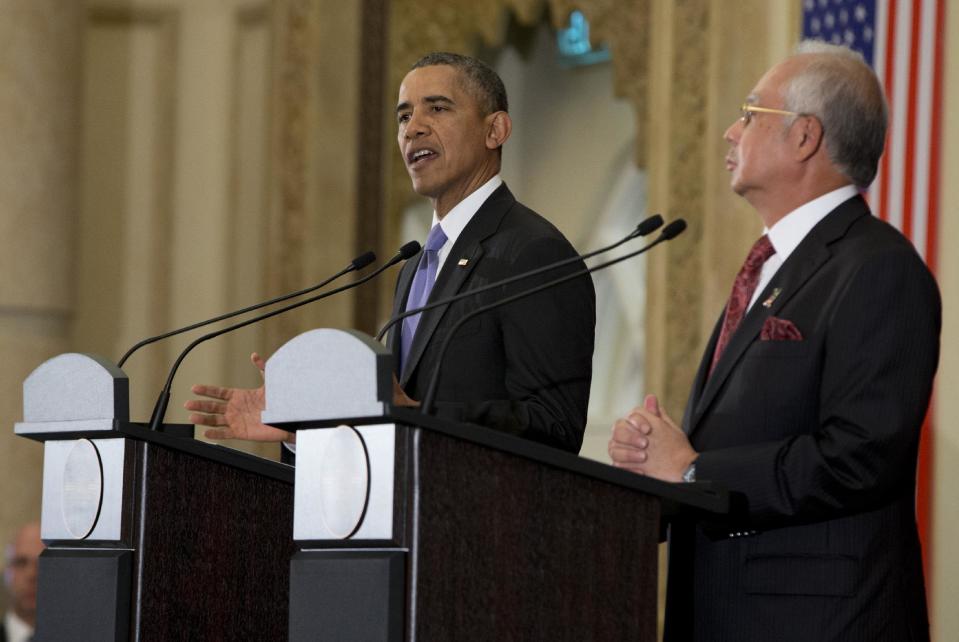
[4, 610, 34, 642]
[748, 184, 859, 311]
[430, 175, 503, 278]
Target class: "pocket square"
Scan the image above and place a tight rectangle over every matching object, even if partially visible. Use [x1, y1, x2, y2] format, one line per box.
[760, 316, 803, 341]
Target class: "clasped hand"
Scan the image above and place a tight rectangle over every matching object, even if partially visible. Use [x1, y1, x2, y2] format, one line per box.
[607, 394, 698, 483]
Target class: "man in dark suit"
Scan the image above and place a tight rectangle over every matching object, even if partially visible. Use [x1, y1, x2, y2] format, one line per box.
[2, 522, 42, 642]
[388, 53, 594, 451]
[608, 41, 940, 641]
[187, 53, 594, 454]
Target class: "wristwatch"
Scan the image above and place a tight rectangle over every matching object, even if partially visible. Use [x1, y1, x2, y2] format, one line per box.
[682, 462, 697, 483]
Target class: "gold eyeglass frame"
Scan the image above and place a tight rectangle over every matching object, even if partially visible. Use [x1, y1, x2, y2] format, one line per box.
[740, 103, 801, 125]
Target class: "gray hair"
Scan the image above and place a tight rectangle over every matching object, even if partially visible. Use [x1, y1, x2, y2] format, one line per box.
[411, 52, 508, 115]
[783, 40, 887, 188]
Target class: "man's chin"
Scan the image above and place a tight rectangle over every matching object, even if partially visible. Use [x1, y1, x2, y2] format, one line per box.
[409, 177, 438, 199]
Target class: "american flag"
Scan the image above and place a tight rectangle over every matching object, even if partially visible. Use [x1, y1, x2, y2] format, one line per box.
[803, 0, 945, 587]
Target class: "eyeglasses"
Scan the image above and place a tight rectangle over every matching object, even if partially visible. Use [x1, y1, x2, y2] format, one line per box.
[740, 103, 800, 126]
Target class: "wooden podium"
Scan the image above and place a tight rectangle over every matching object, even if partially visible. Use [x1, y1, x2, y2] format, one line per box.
[16, 331, 728, 641]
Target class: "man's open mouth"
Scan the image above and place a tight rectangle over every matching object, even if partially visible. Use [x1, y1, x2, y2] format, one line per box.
[408, 148, 437, 166]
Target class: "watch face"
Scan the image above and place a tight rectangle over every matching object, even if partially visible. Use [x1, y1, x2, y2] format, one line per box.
[683, 464, 696, 483]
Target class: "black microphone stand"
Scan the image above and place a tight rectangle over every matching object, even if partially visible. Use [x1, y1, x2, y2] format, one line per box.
[419, 220, 687, 414]
[118, 251, 376, 368]
[146, 243, 420, 431]
[374, 214, 663, 343]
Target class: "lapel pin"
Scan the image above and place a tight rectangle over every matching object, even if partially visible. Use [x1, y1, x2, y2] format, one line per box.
[457, 258, 469, 266]
[762, 287, 782, 308]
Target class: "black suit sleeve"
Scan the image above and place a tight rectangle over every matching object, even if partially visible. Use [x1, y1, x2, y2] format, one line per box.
[695, 247, 940, 525]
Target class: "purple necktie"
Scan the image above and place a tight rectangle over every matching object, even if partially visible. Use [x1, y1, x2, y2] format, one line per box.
[709, 234, 776, 376]
[400, 224, 448, 370]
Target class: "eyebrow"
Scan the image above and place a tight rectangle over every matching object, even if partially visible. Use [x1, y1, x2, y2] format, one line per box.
[395, 94, 456, 113]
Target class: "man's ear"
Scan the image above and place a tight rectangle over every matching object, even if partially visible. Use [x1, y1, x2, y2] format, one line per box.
[794, 114, 825, 162]
[486, 111, 512, 150]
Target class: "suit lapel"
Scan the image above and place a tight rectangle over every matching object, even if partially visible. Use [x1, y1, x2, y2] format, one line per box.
[688, 196, 870, 435]
[399, 184, 515, 385]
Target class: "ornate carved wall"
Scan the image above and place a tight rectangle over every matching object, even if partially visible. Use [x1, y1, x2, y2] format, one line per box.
[643, 0, 711, 412]
[267, 0, 315, 348]
[267, 0, 363, 339]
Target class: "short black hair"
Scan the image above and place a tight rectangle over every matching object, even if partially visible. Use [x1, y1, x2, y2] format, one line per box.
[411, 52, 508, 115]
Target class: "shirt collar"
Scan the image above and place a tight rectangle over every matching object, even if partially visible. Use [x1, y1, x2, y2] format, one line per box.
[5, 610, 34, 642]
[430, 175, 503, 248]
[765, 184, 858, 261]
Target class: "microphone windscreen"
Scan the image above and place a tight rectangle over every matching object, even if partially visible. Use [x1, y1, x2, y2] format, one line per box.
[399, 240, 422, 260]
[351, 251, 377, 270]
[661, 219, 688, 240]
[636, 214, 664, 237]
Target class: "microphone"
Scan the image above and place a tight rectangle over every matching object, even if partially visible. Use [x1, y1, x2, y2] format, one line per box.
[419, 219, 687, 414]
[117, 251, 377, 368]
[374, 214, 663, 343]
[145, 241, 421, 432]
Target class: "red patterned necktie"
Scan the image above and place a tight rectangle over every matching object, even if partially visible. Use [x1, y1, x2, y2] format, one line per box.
[709, 234, 776, 376]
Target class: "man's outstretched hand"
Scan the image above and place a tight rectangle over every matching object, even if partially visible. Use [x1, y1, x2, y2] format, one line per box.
[184, 352, 294, 443]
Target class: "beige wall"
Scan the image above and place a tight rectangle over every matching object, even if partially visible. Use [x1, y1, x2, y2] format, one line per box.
[73, 0, 360, 451]
[73, 1, 279, 453]
[0, 1, 82, 593]
[497, 27, 636, 248]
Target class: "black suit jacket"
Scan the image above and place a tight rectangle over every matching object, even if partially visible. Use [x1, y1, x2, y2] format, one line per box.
[388, 184, 595, 453]
[665, 196, 940, 642]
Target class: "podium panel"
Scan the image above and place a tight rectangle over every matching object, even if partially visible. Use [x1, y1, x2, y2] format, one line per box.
[290, 550, 405, 642]
[28, 428, 295, 641]
[36, 549, 132, 642]
[409, 426, 659, 640]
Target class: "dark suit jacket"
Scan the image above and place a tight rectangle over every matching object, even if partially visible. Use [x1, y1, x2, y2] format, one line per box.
[665, 195, 940, 642]
[388, 184, 595, 453]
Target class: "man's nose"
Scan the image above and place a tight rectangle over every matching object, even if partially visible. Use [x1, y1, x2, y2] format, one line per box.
[406, 114, 429, 139]
[724, 118, 741, 144]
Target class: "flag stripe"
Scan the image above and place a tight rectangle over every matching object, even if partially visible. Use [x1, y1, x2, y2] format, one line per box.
[926, 0, 944, 271]
[870, 0, 888, 216]
[901, 0, 922, 242]
[879, 0, 898, 223]
[911, 0, 937, 258]
[887, 0, 911, 231]
[917, 2, 945, 580]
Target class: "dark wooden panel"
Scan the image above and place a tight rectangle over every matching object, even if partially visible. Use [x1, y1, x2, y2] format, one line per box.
[290, 550, 405, 641]
[411, 428, 659, 641]
[133, 441, 294, 640]
[36, 549, 132, 642]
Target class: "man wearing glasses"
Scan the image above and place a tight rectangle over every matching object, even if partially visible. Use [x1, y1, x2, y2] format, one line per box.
[609, 41, 939, 641]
